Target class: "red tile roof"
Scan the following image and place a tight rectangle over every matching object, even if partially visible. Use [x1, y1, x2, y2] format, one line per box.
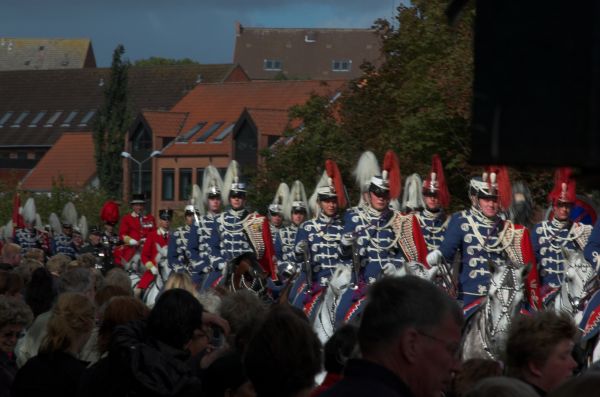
[20, 132, 95, 191]
[162, 80, 345, 156]
[0, 169, 28, 188]
[141, 111, 188, 137]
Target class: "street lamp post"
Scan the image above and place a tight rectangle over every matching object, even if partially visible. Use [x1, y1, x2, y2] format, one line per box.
[121, 150, 162, 194]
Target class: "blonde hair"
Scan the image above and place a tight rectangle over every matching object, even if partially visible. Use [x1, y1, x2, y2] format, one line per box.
[40, 292, 95, 354]
[164, 272, 199, 299]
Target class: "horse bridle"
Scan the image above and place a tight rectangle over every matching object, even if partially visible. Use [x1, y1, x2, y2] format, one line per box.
[485, 266, 524, 338]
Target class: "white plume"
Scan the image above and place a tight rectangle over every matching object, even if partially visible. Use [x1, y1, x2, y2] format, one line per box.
[221, 160, 240, 202]
[401, 173, 425, 211]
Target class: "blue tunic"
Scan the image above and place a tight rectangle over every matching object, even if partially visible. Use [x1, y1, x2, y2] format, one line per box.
[14, 228, 46, 254]
[290, 213, 345, 312]
[275, 224, 300, 276]
[416, 208, 448, 252]
[439, 208, 535, 318]
[531, 219, 592, 304]
[167, 224, 195, 279]
[53, 233, 77, 259]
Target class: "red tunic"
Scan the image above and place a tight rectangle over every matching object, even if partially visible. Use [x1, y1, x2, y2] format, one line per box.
[114, 212, 156, 265]
[137, 229, 169, 290]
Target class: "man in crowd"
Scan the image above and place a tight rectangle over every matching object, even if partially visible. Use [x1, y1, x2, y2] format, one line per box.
[322, 276, 462, 397]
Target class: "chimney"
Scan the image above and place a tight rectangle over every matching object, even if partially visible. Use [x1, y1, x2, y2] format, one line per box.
[236, 21, 243, 36]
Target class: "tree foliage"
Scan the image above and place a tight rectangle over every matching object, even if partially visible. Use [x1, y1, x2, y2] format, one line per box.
[93, 45, 132, 198]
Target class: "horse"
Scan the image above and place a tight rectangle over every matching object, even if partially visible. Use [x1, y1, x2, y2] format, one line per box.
[312, 260, 439, 344]
[224, 253, 268, 296]
[141, 259, 172, 307]
[461, 261, 528, 361]
[547, 248, 595, 322]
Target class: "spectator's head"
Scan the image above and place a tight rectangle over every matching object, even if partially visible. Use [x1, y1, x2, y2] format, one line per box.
[103, 268, 132, 295]
[95, 284, 131, 309]
[324, 324, 359, 374]
[0, 270, 23, 297]
[163, 272, 199, 299]
[244, 305, 321, 397]
[197, 289, 222, 314]
[39, 292, 95, 355]
[147, 289, 204, 351]
[46, 254, 71, 276]
[1, 243, 21, 266]
[548, 372, 600, 397]
[452, 359, 503, 397]
[219, 289, 267, 337]
[359, 276, 462, 397]
[0, 295, 33, 354]
[14, 258, 43, 285]
[201, 351, 253, 397]
[58, 267, 95, 301]
[25, 267, 56, 318]
[505, 311, 578, 394]
[97, 296, 149, 354]
[23, 248, 44, 263]
[77, 253, 97, 269]
[464, 377, 538, 397]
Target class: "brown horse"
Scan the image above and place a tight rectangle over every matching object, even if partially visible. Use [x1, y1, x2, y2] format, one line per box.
[227, 253, 268, 294]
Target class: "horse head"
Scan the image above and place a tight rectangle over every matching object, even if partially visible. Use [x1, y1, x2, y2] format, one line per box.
[329, 265, 352, 296]
[561, 247, 595, 312]
[228, 253, 267, 294]
[485, 260, 527, 347]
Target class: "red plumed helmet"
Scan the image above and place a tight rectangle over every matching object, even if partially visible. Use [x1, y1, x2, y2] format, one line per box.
[487, 166, 512, 210]
[101, 200, 120, 226]
[325, 159, 347, 209]
[548, 167, 576, 204]
[422, 154, 450, 208]
[382, 150, 401, 200]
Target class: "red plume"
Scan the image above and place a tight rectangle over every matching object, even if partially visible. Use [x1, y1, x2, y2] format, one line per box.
[488, 166, 512, 209]
[325, 159, 347, 209]
[101, 200, 120, 225]
[432, 154, 450, 208]
[382, 150, 401, 200]
[12, 192, 25, 230]
[548, 167, 576, 203]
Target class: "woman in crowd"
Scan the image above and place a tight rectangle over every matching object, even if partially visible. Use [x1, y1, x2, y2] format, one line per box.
[0, 296, 33, 396]
[11, 292, 95, 397]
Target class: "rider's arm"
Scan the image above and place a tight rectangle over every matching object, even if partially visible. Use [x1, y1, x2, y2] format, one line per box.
[585, 220, 600, 271]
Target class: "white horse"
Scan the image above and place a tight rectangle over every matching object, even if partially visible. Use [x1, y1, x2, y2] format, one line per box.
[550, 248, 595, 324]
[312, 261, 439, 344]
[461, 261, 527, 361]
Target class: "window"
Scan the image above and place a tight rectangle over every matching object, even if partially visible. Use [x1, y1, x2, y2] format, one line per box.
[162, 169, 175, 201]
[212, 123, 235, 143]
[162, 137, 174, 147]
[60, 111, 78, 127]
[28, 111, 47, 127]
[179, 168, 192, 200]
[176, 122, 206, 143]
[44, 111, 62, 127]
[195, 121, 224, 143]
[78, 110, 96, 127]
[132, 125, 152, 151]
[11, 112, 29, 127]
[196, 168, 204, 187]
[263, 59, 282, 71]
[332, 59, 352, 72]
[0, 112, 13, 127]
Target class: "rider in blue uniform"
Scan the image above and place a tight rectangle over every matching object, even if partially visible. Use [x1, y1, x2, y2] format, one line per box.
[428, 168, 542, 318]
[335, 151, 428, 327]
[290, 160, 347, 317]
[167, 205, 196, 280]
[531, 168, 592, 306]
[268, 182, 288, 246]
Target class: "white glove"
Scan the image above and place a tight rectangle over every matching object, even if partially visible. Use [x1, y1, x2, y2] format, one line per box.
[295, 240, 308, 253]
[150, 266, 158, 275]
[426, 250, 443, 266]
[382, 262, 396, 276]
[129, 238, 139, 246]
[217, 262, 225, 271]
[202, 265, 213, 274]
[341, 233, 356, 246]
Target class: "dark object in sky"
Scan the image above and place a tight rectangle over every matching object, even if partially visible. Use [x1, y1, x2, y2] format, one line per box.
[470, 0, 600, 168]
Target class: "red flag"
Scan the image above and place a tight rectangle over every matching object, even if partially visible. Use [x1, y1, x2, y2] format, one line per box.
[12, 192, 25, 230]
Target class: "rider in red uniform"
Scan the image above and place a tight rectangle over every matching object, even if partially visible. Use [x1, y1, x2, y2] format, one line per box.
[137, 208, 172, 290]
[114, 194, 156, 269]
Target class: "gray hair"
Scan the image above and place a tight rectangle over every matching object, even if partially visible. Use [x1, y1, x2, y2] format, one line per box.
[358, 276, 462, 355]
[58, 267, 94, 295]
[219, 289, 267, 334]
[103, 268, 133, 295]
[464, 377, 538, 397]
[0, 295, 33, 329]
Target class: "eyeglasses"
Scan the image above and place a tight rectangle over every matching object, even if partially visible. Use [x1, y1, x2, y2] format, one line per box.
[417, 330, 460, 359]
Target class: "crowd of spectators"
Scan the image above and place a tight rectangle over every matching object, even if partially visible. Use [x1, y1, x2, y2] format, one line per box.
[0, 242, 599, 397]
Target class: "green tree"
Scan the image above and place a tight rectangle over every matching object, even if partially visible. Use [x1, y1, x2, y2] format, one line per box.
[93, 45, 132, 198]
[133, 57, 199, 67]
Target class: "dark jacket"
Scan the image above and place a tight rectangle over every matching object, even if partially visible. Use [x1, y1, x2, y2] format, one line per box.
[78, 320, 201, 397]
[11, 351, 88, 397]
[320, 359, 415, 397]
[0, 352, 17, 397]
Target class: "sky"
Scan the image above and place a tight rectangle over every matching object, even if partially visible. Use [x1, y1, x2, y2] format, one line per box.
[2, 0, 399, 67]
